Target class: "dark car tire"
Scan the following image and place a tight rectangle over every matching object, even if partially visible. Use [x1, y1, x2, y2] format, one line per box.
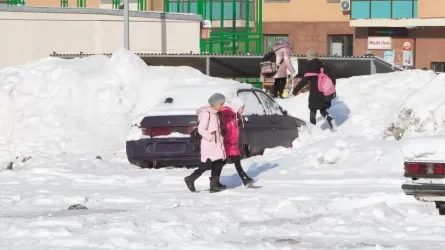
[439, 207, 445, 216]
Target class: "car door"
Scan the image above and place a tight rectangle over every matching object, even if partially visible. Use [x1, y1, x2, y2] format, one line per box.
[236, 89, 276, 155]
[252, 90, 299, 148]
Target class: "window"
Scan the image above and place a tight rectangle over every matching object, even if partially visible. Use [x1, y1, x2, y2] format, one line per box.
[237, 91, 265, 116]
[254, 91, 283, 115]
[351, 0, 418, 20]
[431, 62, 445, 73]
[263, 34, 289, 52]
[328, 35, 353, 57]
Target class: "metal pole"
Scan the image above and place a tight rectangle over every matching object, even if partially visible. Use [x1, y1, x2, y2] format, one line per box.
[206, 56, 210, 75]
[124, 0, 130, 50]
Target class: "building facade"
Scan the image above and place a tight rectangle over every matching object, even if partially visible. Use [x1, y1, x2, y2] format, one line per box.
[263, 0, 445, 71]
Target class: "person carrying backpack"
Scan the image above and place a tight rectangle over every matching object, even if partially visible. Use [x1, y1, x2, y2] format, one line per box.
[184, 93, 227, 193]
[220, 97, 256, 187]
[260, 38, 297, 99]
[292, 49, 338, 131]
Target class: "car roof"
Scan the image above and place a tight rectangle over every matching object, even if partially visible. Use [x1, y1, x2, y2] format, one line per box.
[144, 82, 253, 116]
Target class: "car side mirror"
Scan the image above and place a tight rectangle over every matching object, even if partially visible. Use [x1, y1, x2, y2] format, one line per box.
[282, 110, 288, 116]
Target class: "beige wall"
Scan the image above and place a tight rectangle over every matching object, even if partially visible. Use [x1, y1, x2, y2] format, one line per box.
[27, 0, 100, 7]
[263, 0, 350, 22]
[418, 0, 445, 18]
[0, 11, 200, 68]
[148, 0, 163, 11]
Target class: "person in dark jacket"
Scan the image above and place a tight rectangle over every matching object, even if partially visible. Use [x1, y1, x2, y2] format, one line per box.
[292, 49, 337, 131]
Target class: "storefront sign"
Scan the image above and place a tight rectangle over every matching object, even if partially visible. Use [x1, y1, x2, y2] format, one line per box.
[402, 50, 413, 66]
[384, 50, 395, 64]
[402, 41, 412, 51]
[368, 37, 392, 50]
[368, 27, 408, 37]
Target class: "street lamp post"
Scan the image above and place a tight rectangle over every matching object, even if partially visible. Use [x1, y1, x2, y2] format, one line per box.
[124, 0, 129, 50]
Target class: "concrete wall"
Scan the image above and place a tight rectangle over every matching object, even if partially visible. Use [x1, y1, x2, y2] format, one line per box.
[0, 6, 201, 68]
[263, 0, 350, 22]
[418, 0, 445, 18]
[263, 22, 354, 56]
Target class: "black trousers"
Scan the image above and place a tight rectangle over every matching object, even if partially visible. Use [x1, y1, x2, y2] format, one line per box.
[225, 155, 248, 178]
[273, 77, 287, 98]
[309, 108, 329, 125]
[193, 159, 225, 177]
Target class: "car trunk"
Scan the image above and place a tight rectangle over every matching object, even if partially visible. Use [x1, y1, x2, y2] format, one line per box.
[139, 115, 198, 155]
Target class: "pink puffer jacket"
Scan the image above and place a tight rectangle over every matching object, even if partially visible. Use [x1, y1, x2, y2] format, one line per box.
[221, 97, 245, 157]
[273, 42, 296, 79]
[196, 106, 226, 163]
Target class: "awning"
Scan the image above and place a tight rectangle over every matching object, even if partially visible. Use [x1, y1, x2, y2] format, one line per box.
[51, 52, 400, 79]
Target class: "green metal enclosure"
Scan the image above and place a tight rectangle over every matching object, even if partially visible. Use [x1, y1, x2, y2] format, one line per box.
[164, 0, 263, 55]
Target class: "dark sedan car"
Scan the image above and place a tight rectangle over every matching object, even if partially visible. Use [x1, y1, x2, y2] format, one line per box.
[126, 84, 306, 168]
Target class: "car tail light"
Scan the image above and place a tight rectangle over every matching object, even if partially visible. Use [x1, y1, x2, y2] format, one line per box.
[434, 164, 444, 175]
[404, 162, 445, 177]
[141, 126, 196, 137]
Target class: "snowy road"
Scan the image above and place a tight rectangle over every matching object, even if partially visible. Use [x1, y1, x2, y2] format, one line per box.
[1, 140, 445, 250]
[1, 51, 445, 249]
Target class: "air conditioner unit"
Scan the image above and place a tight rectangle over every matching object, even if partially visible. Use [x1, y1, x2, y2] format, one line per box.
[340, 0, 351, 12]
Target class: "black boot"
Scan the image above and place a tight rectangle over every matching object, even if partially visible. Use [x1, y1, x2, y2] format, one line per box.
[238, 171, 255, 187]
[209, 177, 226, 190]
[184, 173, 200, 192]
[326, 115, 337, 132]
[209, 177, 224, 193]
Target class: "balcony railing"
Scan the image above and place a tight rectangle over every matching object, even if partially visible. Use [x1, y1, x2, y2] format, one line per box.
[167, 0, 255, 20]
[351, 0, 418, 20]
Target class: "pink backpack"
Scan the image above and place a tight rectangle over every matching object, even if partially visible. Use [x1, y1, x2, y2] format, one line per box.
[304, 68, 336, 100]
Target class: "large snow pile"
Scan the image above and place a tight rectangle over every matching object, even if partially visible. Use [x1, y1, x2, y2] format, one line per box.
[394, 73, 445, 138]
[278, 69, 438, 142]
[0, 49, 239, 167]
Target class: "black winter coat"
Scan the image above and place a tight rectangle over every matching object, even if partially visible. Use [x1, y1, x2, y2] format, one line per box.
[292, 59, 336, 111]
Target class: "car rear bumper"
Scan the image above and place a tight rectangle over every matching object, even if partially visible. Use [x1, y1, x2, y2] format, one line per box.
[126, 138, 200, 167]
[402, 183, 445, 196]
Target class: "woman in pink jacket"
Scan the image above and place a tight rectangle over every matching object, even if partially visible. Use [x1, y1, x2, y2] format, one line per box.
[220, 97, 256, 187]
[184, 93, 227, 193]
[261, 38, 297, 99]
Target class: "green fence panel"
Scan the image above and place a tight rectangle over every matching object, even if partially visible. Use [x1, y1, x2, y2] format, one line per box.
[164, 0, 263, 55]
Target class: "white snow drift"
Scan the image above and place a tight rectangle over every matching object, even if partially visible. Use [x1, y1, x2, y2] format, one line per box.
[1, 50, 445, 249]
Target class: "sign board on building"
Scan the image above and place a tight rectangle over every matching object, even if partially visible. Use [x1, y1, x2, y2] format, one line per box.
[402, 41, 412, 51]
[368, 37, 392, 50]
[403, 50, 413, 66]
[384, 50, 395, 64]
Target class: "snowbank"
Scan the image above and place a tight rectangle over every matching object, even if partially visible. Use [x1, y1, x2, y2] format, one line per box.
[392, 73, 445, 138]
[401, 135, 445, 161]
[278, 70, 437, 141]
[0, 49, 240, 166]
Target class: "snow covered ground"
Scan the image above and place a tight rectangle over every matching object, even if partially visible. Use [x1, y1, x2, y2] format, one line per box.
[1, 50, 445, 249]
